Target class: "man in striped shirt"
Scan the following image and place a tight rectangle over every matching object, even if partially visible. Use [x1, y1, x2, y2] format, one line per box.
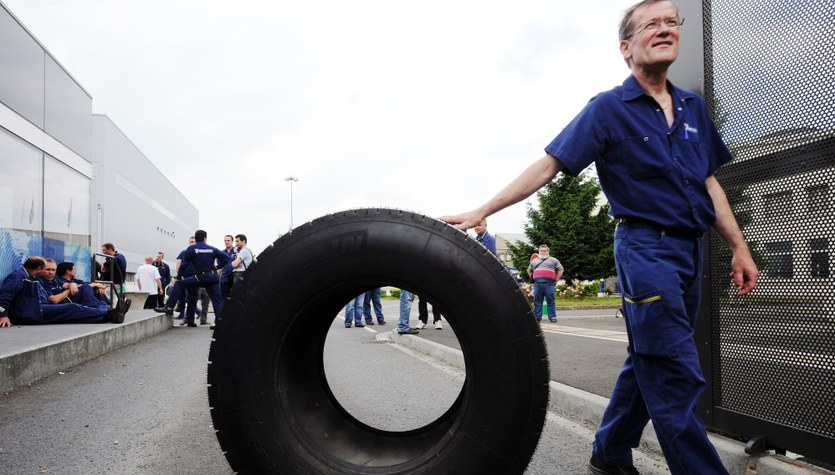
[527, 244, 563, 322]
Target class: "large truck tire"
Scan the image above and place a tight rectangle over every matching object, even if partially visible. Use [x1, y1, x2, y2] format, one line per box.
[207, 208, 549, 474]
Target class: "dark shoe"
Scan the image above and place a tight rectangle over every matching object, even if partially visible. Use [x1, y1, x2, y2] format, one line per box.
[377, 320, 386, 325]
[588, 453, 639, 475]
[117, 298, 131, 314]
[187, 322, 197, 327]
[153, 307, 174, 316]
[109, 308, 125, 324]
[549, 319, 557, 323]
[355, 324, 365, 328]
[345, 324, 352, 328]
[209, 324, 216, 330]
[398, 328, 419, 335]
[366, 320, 375, 325]
[200, 321, 208, 325]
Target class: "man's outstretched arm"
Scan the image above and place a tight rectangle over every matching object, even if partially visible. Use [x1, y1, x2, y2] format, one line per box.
[441, 154, 564, 230]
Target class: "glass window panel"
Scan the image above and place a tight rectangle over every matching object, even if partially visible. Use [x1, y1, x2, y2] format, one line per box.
[43, 155, 92, 280]
[763, 191, 793, 218]
[0, 6, 45, 128]
[808, 237, 829, 279]
[0, 126, 43, 279]
[44, 56, 92, 159]
[0, 126, 42, 231]
[806, 184, 830, 214]
[764, 241, 794, 279]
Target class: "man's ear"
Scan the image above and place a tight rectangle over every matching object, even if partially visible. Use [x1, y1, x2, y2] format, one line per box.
[620, 40, 632, 65]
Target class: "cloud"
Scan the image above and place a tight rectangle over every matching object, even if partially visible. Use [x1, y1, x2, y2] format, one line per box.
[5, 0, 637, 253]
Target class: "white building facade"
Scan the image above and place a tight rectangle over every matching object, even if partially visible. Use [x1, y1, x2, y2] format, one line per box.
[0, 2, 197, 283]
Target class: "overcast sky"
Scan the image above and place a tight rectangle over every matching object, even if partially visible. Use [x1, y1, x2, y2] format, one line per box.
[5, 0, 639, 254]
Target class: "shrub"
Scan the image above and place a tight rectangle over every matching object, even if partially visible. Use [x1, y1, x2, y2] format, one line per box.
[556, 282, 599, 299]
[390, 288, 401, 299]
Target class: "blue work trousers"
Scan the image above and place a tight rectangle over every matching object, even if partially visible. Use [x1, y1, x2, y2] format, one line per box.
[71, 284, 109, 308]
[40, 300, 111, 324]
[593, 223, 727, 474]
[167, 273, 223, 325]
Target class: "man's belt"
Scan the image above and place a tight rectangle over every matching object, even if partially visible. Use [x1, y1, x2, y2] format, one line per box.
[617, 217, 703, 239]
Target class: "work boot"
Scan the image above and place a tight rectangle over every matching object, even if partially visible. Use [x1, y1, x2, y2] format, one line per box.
[109, 308, 126, 324]
[588, 453, 639, 475]
[117, 298, 131, 315]
[153, 307, 174, 316]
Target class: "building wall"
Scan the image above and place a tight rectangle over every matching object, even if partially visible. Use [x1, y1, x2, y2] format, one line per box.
[0, 1, 198, 285]
[92, 114, 198, 278]
[0, 3, 94, 280]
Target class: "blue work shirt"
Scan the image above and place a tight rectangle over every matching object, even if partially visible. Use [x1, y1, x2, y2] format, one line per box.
[0, 268, 43, 322]
[101, 252, 127, 284]
[476, 231, 497, 255]
[181, 241, 230, 275]
[39, 277, 65, 296]
[176, 249, 194, 279]
[220, 247, 237, 282]
[545, 75, 733, 234]
[154, 261, 172, 289]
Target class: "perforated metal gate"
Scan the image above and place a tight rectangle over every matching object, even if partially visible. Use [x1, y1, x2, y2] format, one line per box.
[700, 0, 835, 465]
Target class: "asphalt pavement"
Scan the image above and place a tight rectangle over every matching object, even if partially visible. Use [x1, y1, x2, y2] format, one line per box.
[1, 298, 832, 474]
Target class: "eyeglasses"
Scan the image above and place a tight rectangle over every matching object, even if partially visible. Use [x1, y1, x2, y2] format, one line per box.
[625, 17, 684, 39]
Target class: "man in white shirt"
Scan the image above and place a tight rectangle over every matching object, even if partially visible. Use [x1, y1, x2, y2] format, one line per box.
[136, 255, 163, 309]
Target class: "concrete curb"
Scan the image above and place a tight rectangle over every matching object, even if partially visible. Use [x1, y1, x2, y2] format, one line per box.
[386, 331, 833, 475]
[1, 312, 172, 393]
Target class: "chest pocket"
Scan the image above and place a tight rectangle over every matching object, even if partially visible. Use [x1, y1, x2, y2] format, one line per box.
[615, 135, 672, 181]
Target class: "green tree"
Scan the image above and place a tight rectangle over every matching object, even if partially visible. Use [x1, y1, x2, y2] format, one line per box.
[508, 171, 616, 283]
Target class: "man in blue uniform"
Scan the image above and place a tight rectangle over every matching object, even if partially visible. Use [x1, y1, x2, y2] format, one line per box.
[442, 1, 759, 474]
[55, 261, 112, 308]
[99, 243, 127, 298]
[474, 219, 497, 255]
[155, 230, 229, 328]
[219, 234, 236, 301]
[153, 251, 172, 308]
[172, 236, 197, 320]
[0, 257, 127, 327]
[38, 258, 70, 304]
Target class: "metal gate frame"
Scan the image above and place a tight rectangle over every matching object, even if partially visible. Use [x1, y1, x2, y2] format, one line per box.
[690, 0, 835, 466]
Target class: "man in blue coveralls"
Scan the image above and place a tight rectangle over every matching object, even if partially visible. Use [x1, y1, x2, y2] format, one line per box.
[0, 257, 127, 327]
[442, 1, 759, 474]
[99, 242, 127, 298]
[54, 261, 112, 307]
[155, 230, 229, 328]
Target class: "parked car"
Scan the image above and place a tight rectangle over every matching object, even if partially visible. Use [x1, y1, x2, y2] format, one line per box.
[506, 266, 523, 283]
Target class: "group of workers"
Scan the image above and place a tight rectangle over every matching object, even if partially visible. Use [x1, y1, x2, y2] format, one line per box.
[0, 256, 130, 328]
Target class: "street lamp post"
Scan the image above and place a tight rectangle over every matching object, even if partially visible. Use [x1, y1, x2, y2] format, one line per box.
[284, 175, 299, 231]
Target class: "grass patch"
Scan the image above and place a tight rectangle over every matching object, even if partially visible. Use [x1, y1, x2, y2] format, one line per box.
[556, 296, 622, 308]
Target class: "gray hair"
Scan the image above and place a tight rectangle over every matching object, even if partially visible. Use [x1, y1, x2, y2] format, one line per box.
[618, 0, 681, 41]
